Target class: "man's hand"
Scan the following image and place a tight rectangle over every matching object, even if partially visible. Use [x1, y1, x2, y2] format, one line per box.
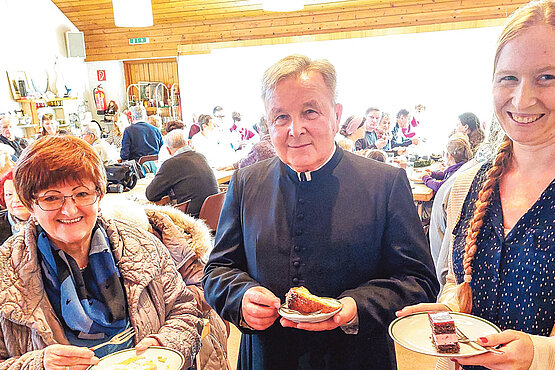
[453, 330, 534, 370]
[376, 139, 388, 149]
[395, 302, 450, 317]
[43, 344, 99, 370]
[280, 297, 357, 331]
[241, 286, 281, 330]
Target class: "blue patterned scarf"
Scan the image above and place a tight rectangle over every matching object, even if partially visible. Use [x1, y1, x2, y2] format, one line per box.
[38, 223, 129, 343]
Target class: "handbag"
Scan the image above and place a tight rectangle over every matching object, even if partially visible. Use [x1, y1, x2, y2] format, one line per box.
[105, 161, 141, 191]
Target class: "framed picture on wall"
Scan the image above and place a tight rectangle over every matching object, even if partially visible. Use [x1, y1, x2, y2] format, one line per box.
[6, 71, 30, 99]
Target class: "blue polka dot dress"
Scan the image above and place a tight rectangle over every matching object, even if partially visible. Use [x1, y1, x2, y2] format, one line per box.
[452, 161, 554, 369]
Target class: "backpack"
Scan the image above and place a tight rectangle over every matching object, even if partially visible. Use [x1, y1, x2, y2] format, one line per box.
[105, 160, 142, 191]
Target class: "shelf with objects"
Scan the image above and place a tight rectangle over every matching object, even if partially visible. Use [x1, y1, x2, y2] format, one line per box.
[126, 81, 181, 127]
[16, 97, 77, 138]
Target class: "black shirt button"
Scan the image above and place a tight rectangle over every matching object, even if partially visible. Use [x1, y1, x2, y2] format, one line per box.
[298, 199, 305, 204]
[295, 229, 303, 236]
[297, 213, 304, 220]
[292, 277, 299, 284]
[293, 261, 300, 268]
[294, 246, 300, 252]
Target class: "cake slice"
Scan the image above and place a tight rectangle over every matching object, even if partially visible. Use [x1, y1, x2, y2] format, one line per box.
[285, 286, 341, 314]
[428, 312, 460, 353]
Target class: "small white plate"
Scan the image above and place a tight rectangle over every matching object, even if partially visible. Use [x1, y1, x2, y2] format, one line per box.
[88, 346, 184, 370]
[278, 299, 342, 323]
[389, 312, 501, 357]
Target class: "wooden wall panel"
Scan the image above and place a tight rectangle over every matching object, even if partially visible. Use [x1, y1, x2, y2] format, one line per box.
[52, 0, 529, 62]
[124, 59, 178, 87]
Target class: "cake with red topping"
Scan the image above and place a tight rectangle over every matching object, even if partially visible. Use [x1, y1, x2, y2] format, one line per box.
[428, 312, 460, 353]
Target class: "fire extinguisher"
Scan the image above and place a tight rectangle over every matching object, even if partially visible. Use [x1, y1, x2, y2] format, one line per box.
[93, 85, 107, 115]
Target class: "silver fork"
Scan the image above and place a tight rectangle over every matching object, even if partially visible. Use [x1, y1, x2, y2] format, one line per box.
[89, 327, 135, 351]
[455, 327, 503, 355]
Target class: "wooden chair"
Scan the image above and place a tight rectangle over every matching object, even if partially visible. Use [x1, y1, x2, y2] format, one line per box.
[154, 195, 171, 206]
[138, 154, 158, 166]
[198, 192, 226, 232]
[174, 199, 191, 214]
[138, 154, 158, 174]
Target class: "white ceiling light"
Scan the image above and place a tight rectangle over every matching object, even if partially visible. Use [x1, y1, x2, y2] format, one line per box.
[112, 0, 153, 27]
[263, 0, 304, 12]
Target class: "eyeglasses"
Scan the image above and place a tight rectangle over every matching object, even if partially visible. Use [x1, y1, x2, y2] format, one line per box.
[35, 188, 99, 211]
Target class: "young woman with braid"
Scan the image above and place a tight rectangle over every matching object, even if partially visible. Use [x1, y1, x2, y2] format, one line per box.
[397, 1, 554, 369]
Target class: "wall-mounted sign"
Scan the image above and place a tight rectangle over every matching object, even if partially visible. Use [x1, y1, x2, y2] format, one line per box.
[97, 70, 106, 81]
[129, 37, 150, 45]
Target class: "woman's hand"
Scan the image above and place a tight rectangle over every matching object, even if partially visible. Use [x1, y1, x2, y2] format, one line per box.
[453, 330, 534, 370]
[241, 286, 281, 330]
[43, 344, 98, 370]
[395, 303, 450, 317]
[376, 139, 388, 149]
[280, 297, 357, 331]
[135, 337, 161, 354]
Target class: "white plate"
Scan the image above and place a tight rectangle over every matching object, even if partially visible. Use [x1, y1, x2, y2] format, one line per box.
[389, 312, 501, 357]
[278, 299, 342, 323]
[88, 346, 184, 370]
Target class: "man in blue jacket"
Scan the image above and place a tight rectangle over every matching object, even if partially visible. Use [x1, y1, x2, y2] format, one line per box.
[203, 55, 439, 369]
[120, 105, 163, 161]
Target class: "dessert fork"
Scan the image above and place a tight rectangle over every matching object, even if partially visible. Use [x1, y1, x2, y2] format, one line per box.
[455, 327, 503, 355]
[89, 327, 135, 351]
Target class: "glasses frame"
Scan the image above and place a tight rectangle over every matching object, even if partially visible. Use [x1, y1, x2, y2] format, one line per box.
[34, 188, 100, 211]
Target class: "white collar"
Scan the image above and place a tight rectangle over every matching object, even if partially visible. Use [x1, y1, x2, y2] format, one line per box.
[290, 147, 336, 182]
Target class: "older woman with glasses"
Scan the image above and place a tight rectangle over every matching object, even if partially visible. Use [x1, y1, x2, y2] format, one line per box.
[0, 135, 202, 369]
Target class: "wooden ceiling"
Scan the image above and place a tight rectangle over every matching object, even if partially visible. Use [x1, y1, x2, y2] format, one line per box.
[52, 0, 528, 62]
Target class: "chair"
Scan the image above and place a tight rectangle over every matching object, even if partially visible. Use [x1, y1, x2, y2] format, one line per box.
[174, 199, 191, 214]
[154, 195, 171, 206]
[198, 192, 226, 232]
[138, 154, 158, 167]
[138, 154, 158, 174]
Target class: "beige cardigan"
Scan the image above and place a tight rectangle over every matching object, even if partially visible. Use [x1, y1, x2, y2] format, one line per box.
[438, 164, 554, 369]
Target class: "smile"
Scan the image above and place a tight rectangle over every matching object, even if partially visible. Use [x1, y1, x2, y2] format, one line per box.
[58, 217, 82, 224]
[289, 143, 311, 149]
[508, 112, 544, 124]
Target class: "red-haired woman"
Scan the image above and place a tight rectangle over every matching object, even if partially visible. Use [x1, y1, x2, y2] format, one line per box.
[0, 135, 202, 368]
[0, 169, 30, 244]
[398, 1, 554, 369]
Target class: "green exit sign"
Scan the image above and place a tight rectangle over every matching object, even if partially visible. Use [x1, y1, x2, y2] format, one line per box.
[129, 37, 149, 45]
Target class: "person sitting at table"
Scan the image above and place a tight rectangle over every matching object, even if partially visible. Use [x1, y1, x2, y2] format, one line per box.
[374, 112, 393, 151]
[191, 114, 236, 168]
[106, 112, 129, 149]
[365, 149, 387, 163]
[230, 116, 276, 169]
[0, 115, 27, 160]
[120, 105, 163, 161]
[81, 122, 118, 165]
[40, 113, 60, 137]
[359, 106, 381, 149]
[391, 109, 419, 150]
[0, 135, 202, 368]
[453, 112, 485, 154]
[158, 120, 186, 166]
[146, 129, 218, 217]
[339, 116, 366, 150]
[419, 136, 473, 192]
[0, 169, 30, 244]
[398, 1, 555, 369]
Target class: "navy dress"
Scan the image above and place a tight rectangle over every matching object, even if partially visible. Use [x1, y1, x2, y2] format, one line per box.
[203, 147, 439, 369]
[452, 162, 554, 369]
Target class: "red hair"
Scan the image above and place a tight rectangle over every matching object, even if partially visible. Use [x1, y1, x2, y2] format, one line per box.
[0, 169, 13, 209]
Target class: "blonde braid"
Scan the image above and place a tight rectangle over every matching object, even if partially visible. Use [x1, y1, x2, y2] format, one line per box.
[458, 135, 513, 313]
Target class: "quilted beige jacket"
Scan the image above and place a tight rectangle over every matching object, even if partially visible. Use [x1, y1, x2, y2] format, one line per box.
[0, 216, 203, 369]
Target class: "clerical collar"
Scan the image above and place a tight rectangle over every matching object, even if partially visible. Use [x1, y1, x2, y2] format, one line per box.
[290, 147, 337, 182]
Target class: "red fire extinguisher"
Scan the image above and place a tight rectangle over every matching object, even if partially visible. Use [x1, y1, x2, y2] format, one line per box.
[93, 85, 107, 115]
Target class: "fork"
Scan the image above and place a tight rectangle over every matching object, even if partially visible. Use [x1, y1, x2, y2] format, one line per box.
[455, 327, 504, 355]
[89, 327, 135, 351]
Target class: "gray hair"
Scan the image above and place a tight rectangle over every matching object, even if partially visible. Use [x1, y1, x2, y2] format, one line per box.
[164, 129, 188, 150]
[130, 105, 147, 122]
[261, 54, 337, 103]
[81, 122, 101, 139]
